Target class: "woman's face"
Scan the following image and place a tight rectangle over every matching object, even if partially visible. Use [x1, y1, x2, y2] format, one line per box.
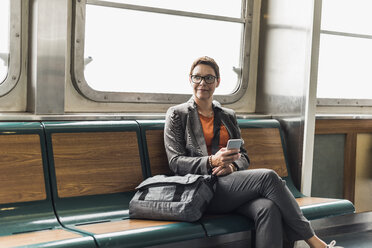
[190, 64, 220, 101]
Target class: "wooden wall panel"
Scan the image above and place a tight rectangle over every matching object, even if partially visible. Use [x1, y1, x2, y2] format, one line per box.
[241, 128, 288, 177]
[355, 134, 372, 212]
[316, 119, 372, 134]
[0, 134, 46, 204]
[147, 128, 288, 178]
[146, 130, 172, 176]
[52, 132, 143, 198]
[344, 133, 357, 202]
[315, 119, 372, 203]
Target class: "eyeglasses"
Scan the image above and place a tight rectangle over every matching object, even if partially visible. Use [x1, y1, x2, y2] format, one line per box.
[190, 75, 217, 84]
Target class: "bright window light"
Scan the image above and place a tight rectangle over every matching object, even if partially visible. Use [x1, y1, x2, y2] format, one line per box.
[0, 0, 10, 84]
[321, 0, 372, 35]
[317, 0, 372, 100]
[84, 4, 243, 95]
[317, 35, 372, 99]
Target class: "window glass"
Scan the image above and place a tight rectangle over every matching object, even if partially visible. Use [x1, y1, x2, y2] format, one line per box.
[84, 5, 243, 95]
[317, 0, 372, 100]
[317, 35, 372, 99]
[321, 0, 372, 35]
[99, 0, 242, 18]
[0, 0, 10, 83]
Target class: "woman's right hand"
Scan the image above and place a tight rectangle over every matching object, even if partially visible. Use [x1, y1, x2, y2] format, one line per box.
[211, 147, 240, 168]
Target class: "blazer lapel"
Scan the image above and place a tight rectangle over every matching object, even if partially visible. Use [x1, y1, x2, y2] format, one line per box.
[220, 111, 236, 139]
[212, 100, 235, 139]
[187, 100, 208, 156]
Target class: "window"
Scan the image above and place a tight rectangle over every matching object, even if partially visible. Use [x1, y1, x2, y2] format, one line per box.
[317, 0, 372, 105]
[99, 0, 242, 18]
[0, 0, 10, 84]
[73, 0, 252, 103]
[0, 0, 21, 97]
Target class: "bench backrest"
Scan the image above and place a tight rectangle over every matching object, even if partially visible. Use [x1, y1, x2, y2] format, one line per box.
[139, 120, 172, 176]
[140, 120, 288, 176]
[0, 122, 59, 236]
[44, 121, 146, 225]
[0, 119, 353, 242]
[29, 118, 301, 228]
[140, 119, 302, 197]
[238, 120, 288, 177]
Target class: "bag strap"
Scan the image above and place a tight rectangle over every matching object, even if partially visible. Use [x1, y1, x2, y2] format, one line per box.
[139, 188, 149, 200]
[172, 185, 185, 202]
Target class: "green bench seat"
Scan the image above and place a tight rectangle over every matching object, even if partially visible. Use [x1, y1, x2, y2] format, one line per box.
[0, 122, 95, 248]
[43, 121, 206, 248]
[0, 119, 353, 247]
[139, 119, 354, 240]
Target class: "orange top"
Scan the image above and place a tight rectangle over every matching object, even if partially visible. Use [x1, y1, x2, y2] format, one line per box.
[198, 113, 230, 155]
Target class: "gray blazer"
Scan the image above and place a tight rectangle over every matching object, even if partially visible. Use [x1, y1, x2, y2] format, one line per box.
[164, 98, 250, 176]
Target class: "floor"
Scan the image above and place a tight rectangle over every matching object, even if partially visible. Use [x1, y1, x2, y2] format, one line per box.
[294, 212, 372, 248]
[323, 230, 372, 248]
[295, 230, 372, 247]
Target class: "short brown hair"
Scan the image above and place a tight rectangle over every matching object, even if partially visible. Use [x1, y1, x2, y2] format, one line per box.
[189, 56, 220, 78]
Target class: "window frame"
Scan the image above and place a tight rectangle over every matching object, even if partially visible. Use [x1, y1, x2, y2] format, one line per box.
[72, 0, 253, 104]
[316, 14, 372, 106]
[0, 0, 21, 97]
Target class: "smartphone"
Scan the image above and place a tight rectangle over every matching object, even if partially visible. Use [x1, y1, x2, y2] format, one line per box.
[226, 139, 242, 150]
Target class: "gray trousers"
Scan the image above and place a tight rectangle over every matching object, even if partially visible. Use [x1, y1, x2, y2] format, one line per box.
[206, 169, 315, 248]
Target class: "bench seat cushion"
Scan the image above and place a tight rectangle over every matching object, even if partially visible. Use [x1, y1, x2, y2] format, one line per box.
[52, 193, 134, 225]
[197, 197, 355, 238]
[0, 229, 95, 248]
[297, 197, 355, 220]
[199, 214, 254, 237]
[69, 219, 205, 248]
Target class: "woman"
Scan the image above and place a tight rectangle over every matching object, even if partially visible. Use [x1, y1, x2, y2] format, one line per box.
[164, 56, 341, 248]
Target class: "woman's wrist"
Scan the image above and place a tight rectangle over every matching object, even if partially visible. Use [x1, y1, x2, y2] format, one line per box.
[208, 155, 214, 168]
[229, 164, 236, 172]
[232, 162, 239, 171]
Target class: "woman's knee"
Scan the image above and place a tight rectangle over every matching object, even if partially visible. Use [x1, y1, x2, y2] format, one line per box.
[263, 168, 279, 178]
[260, 169, 282, 184]
[240, 198, 281, 222]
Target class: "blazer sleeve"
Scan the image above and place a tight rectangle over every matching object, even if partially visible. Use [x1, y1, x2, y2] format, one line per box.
[164, 107, 210, 176]
[231, 112, 250, 170]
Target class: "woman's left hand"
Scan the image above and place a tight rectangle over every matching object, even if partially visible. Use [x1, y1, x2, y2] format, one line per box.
[212, 164, 235, 176]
